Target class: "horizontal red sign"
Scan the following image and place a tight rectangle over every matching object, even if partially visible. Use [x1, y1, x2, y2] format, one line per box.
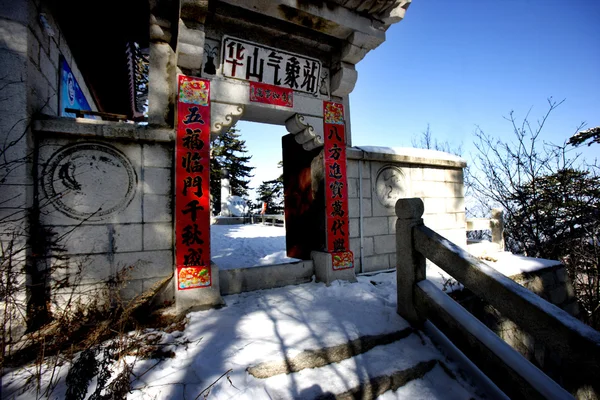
[249, 81, 293, 107]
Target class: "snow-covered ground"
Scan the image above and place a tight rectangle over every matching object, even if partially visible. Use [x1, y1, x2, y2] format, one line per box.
[2, 272, 484, 400]
[211, 224, 300, 270]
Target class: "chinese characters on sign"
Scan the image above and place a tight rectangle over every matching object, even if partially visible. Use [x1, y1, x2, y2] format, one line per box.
[323, 101, 353, 271]
[176, 76, 212, 289]
[249, 81, 293, 107]
[222, 35, 322, 95]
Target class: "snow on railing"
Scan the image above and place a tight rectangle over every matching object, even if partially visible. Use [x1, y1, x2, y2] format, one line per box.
[395, 198, 600, 400]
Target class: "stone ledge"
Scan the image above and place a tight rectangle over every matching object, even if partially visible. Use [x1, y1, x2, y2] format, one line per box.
[347, 147, 466, 168]
[33, 116, 175, 143]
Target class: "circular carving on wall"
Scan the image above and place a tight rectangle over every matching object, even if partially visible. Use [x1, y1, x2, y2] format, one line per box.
[375, 166, 408, 208]
[42, 142, 137, 221]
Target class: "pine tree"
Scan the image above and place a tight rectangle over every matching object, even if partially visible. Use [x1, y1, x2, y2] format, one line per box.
[256, 162, 284, 214]
[210, 126, 254, 214]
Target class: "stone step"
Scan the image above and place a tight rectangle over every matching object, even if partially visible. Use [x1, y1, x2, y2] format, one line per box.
[248, 328, 415, 379]
[316, 359, 438, 400]
[252, 332, 483, 399]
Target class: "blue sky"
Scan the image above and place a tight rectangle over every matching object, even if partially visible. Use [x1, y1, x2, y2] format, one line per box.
[238, 0, 600, 197]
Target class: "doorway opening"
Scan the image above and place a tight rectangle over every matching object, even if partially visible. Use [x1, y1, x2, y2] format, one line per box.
[210, 121, 300, 270]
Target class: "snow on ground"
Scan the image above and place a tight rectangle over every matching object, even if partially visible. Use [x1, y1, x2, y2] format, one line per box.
[210, 224, 300, 269]
[2, 272, 483, 400]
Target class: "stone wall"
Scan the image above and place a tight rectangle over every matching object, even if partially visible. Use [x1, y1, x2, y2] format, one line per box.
[346, 147, 466, 273]
[34, 120, 174, 303]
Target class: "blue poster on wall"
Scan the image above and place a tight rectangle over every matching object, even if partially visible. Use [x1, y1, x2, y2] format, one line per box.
[59, 56, 92, 117]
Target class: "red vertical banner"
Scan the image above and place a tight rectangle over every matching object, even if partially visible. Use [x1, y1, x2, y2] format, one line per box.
[176, 76, 212, 289]
[323, 101, 353, 270]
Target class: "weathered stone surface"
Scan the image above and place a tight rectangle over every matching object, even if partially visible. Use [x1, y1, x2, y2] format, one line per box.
[113, 223, 143, 253]
[312, 250, 357, 286]
[363, 216, 388, 236]
[219, 261, 313, 295]
[176, 263, 224, 313]
[144, 167, 172, 195]
[143, 194, 172, 223]
[373, 234, 395, 254]
[148, 42, 177, 127]
[362, 254, 389, 273]
[143, 222, 173, 251]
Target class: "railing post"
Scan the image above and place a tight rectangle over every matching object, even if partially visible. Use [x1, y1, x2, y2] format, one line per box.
[395, 198, 426, 326]
[490, 208, 504, 251]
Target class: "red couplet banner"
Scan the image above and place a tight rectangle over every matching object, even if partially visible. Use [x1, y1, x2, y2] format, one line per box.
[323, 101, 353, 270]
[175, 76, 212, 289]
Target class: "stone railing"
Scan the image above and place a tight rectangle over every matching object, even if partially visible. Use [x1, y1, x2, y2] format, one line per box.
[395, 198, 600, 399]
[466, 208, 504, 251]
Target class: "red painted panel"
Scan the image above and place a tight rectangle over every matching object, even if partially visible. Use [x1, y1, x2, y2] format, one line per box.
[175, 76, 212, 289]
[323, 101, 353, 270]
[249, 81, 293, 107]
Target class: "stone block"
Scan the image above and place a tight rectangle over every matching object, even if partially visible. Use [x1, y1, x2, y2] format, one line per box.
[349, 236, 373, 258]
[348, 197, 372, 219]
[176, 263, 224, 313]
[27, 29, 39, 63]
[57, 254, 114, 285]
[312, 250, 357, 286]
[28, 62, 49, 111]
[0, 184, 28, 208]
[219, 261, 313, 295]
[422, 167, 445, 182]
[120, 279, 144, 301]
[0, 17, 28, 53]
[113, 223, 143, 253]
[49, 38, 59, 68]
[0, 0, 29, 23]
[347, 177, 358, 198]
[28, 11, 50, 51]
[424, 213, 457, 230]
[144, 167, 172, 195]
[51, 224, 109, 254]
[361, 178, 372, 198]
[144, 222, 173, 251]
[115, 250, 172, 280]
[387, 216, 396, 234]
[362, 254, 389, 273]
[349, 217, 359, 238]
[347, 159, 359, 178]
[58, 32, 73, 65]
[409, 167, 423, 182]
[143, 143, 173, 167]
[446, 197, 465, 213]
[445, 169, 464, 183]
[373, 234, 396, 255]
[363, 216, 388, 236]
[148, 42, 176, 126]
[39, 48, 57, 90]
[143, 194, 172, 223]
[423, 198, 445, 214]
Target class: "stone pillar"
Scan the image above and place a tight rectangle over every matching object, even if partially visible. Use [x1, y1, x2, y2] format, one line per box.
[490, 208, 504, 251]
[395, 198, 426, 325]
[0, 0, 34, 338]
[176, 262, 224, 314]
[148, 14, 177, 127]
[312, 251, 357, 286]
